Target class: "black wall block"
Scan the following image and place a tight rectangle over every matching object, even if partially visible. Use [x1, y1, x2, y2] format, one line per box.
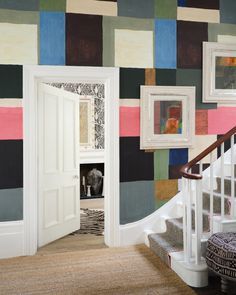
[0, 140, 23, 189]
[120, 68, 145, 98]
[0, 65, 22, 98]
[120, 137, 154, 182]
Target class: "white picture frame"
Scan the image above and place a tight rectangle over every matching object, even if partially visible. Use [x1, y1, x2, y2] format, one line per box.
[140, 86, 195, 149]
[203, 42, 236, 103]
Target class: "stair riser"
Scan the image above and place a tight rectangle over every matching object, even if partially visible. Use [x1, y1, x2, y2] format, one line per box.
[166, 219, 183, 245]
[202, 192, 231, 215]
[148, 237, 171, 267]
[216, 178, 236, 197]
[191, 209, 209, 232]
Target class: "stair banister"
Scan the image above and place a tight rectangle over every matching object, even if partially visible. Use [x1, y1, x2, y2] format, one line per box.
[180, 125, 236, 266]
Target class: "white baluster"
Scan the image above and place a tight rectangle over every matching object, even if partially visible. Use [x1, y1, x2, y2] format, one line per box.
[221, 143, 225, 218]
[182, 177, 187, 262]
[210, 152, 214, 235]
[186, 179, 192, 263]
[231, 135, 235, 218]
[195, 179, 203, 265]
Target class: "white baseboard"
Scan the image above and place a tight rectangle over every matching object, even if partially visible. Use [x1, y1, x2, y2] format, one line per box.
[0, 221, 24, 259]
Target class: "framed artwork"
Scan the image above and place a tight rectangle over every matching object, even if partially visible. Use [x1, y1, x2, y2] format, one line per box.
[140, 86, 195, 149]
[79, 95, 95, 150]
[203, 42, 236, 103]
[80, 163, 104, 199]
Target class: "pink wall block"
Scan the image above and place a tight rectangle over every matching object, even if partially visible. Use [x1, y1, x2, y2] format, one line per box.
[0, 107, 23, 139]
[120, 106, 140, 137]
[208, 107, 236, 134]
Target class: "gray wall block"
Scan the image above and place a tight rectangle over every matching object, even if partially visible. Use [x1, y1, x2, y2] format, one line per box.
[120, 181, 155, 224]
[0, 188, 23, 221]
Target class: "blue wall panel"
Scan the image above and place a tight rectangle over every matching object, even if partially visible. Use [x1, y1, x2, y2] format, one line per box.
[155, 19, 176, 69]
[40, 12, 65, 65]
[169, 148, 188, 165]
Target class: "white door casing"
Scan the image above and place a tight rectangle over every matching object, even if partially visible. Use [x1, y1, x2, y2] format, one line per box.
[38, 83, 80, 247]
[23, 66, 120, 256]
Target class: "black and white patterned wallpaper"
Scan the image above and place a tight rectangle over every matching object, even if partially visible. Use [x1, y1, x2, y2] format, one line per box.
[49, 83, 105, 149]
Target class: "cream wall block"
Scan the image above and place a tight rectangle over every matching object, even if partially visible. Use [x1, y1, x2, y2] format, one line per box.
[119, 99, 140, 107]
[0, 23, 37, 65]
[66, 0, 117, 16]
[115, 29, 154, 68]
[189, 135, 217, 163]
[217, 35, 236, 43]
[177, 7, 220, 23]
[0, 99, 22, 107]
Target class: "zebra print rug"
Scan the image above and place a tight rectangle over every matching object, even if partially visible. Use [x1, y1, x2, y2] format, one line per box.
[71, 208, 104, 236]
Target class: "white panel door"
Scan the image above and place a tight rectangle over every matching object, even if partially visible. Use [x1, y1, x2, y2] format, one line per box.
[38, 83, 80, 247]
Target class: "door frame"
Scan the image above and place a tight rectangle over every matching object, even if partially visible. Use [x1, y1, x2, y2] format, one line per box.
[23, 65, 120, 255]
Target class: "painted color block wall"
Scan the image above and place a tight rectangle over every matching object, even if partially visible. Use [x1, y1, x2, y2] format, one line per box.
[0, 0, 236, 225]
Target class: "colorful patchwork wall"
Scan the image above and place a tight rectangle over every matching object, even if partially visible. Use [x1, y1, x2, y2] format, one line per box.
[0, 0, 236, 224]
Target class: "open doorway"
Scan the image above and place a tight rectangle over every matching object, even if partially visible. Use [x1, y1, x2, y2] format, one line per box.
[23, 66, 120, 257]
[37, 82, 106, 252]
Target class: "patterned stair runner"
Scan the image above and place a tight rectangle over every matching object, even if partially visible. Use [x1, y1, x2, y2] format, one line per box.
[148, 176, 234, 267]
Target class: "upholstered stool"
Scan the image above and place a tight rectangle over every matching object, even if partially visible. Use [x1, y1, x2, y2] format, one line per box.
[206, 232, 236, 294]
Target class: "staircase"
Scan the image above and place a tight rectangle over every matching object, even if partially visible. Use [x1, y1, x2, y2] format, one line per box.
[146, 127, 236, 288]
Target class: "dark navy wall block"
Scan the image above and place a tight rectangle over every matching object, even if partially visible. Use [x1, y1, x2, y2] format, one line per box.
[169, 148, 188, 165]
[120, 137, 154, 182]
[0, 140, 23, 189]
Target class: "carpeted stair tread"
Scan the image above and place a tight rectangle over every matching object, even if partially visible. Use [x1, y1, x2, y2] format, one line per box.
[148, 232, 183, 266]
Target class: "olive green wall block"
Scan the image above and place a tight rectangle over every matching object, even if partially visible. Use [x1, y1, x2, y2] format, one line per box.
[208, 23, 236, 42]
[0, 9, 39, 24]
[40, 0, 66, 11]
[176, 69, 217, 110]
[154, 150, 169, 180]
[155, 0, 177, 19]
[103, 16, 154, 67]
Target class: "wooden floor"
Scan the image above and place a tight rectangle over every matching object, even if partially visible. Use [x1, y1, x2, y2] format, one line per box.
[80, 198, 104, 210]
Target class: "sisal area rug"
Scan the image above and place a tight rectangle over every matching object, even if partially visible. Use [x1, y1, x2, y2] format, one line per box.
[0, 244, 197, 295]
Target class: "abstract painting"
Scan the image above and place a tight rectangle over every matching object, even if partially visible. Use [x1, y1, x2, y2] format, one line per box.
[203, 42, 236, 103]
[153, 100, 182, 134]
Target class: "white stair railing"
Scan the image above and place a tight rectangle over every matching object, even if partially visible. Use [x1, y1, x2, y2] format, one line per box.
[181, 127, 236, 267]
